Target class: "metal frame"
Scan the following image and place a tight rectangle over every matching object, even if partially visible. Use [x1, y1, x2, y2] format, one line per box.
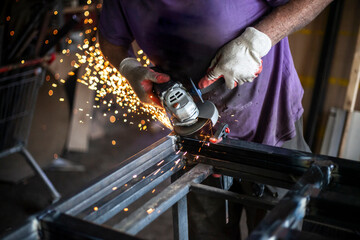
[0, 66, 60, 201]
[2, 134, 360, 240]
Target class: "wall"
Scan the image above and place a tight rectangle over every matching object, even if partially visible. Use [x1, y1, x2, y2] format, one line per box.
[288, 0, 360, 152]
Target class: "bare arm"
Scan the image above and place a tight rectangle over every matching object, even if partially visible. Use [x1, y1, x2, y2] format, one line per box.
[255, 0, 333, 46]
[98, 31, 129, 69]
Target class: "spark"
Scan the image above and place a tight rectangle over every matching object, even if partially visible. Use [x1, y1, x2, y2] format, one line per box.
[153, 169, 161, 175]
[71, 40, 172, 130]
[157, 160, 164, 166]
[152, 189, 156, 193]
[147, 208, 155, 214]
[93, 206, 98, 211]
[112, 186, 117, 191]
[124, 208, 129, 212]
[112, 140, 116, 145]
[109, 115, 116, 123]
[59, 98, 64, 102]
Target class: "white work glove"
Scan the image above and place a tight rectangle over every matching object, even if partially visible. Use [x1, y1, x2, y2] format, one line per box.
[119, 58, 170, 106]
[198, 27, 272, 89]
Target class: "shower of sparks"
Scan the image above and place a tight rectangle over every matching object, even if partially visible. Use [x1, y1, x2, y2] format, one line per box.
[72, 41, 172, 130]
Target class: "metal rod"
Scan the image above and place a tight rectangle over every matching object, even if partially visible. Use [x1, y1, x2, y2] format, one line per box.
[113, 164, 213, 235]
[21, 147, 61, 202]
[0, 55, 55, 73]
[173, 196, 189, 240]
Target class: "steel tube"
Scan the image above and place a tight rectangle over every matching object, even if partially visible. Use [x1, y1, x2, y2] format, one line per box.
[80, 154, 184, 224]
[180, 137, 360, 187]
[173, 196, 189, 240]
[57, 136, 177, 214]
[113, 164, 213, 235]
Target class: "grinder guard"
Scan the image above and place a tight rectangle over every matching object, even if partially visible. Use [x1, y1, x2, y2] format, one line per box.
[154, 80, 219, 136]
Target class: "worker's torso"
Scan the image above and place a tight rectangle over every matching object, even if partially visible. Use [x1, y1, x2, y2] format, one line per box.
[99, 0, 304, 146]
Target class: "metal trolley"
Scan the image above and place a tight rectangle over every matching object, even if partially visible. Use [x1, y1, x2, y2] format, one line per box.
[0, 63, 60, 202]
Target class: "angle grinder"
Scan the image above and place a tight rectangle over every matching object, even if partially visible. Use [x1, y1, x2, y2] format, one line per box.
[153, 79, 219, 136]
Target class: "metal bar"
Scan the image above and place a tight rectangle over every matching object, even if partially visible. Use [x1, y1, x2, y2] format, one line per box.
[56, 136, 177, 214]
[21, 147, 61, 202]
[305, 0, 344, 149]
[0, 55, 54, 73]
[0, 144, 22, 158]
[113, 164, 213, 235]
[173, 196, 189, 240]
[180, 137, 360, 187]
[247, 162, 333, 240]
[190, 183, 277, 210]
[80, 154, 184, 224]
[39, 211, 141, 240]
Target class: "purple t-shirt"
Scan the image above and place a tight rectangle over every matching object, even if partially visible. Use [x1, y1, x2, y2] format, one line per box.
[99, 0, 304, 147]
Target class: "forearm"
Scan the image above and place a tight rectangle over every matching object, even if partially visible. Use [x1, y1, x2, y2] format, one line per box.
[255, 0, 333, 46]
[98, 31, 129, 69]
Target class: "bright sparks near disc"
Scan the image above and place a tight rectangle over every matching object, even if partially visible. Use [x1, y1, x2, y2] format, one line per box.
[73, 42, 172, 130]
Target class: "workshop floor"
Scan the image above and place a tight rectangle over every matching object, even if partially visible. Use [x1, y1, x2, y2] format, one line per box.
[0, 105, 174, 239]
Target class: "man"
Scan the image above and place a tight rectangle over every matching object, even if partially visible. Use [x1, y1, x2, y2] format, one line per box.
[98, 0, 332, 238]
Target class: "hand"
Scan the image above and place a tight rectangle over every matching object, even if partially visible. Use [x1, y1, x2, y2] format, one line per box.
[198, 27, 272, 89]
[119, 58, 170, 106]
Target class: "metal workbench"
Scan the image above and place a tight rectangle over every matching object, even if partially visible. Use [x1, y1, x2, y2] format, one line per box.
[2, 134, 360, 240]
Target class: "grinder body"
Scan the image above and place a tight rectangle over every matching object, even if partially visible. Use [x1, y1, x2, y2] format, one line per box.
[154, 80, 219, 136]
[154, 81, 199, 127]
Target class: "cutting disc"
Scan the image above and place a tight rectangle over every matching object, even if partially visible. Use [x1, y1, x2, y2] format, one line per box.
[173, 101, 218, 136]
[173, 118, 209, 136]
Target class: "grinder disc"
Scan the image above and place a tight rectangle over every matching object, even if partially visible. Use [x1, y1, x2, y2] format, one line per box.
[173, 118, 209, 136]
[173, 101, 218, 136]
